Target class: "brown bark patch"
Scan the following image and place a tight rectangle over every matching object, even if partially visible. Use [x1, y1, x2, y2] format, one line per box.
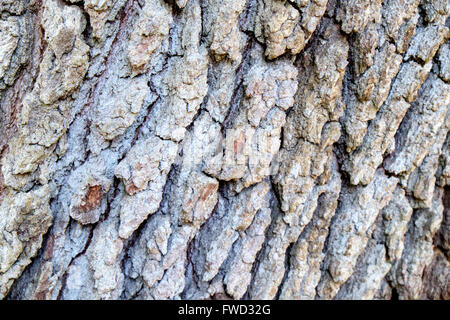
[80, 185, 102, 212]
[43, 234, 55, 261]
[201, 183, 218, 201]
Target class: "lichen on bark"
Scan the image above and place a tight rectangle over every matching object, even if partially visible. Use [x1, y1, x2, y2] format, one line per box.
[0, 0, 449, 300]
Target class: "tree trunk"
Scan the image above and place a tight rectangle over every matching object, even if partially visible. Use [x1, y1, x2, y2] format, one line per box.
[0, 0, 448, 300]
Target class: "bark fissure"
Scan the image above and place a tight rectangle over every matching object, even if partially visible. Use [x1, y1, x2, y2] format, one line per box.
[0, 0, 448, 300]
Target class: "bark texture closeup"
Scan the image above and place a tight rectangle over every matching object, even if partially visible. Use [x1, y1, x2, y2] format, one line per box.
[0, 0, 449, 300]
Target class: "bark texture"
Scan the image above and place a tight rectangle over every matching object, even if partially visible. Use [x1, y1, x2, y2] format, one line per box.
[0, 0, 449, 300]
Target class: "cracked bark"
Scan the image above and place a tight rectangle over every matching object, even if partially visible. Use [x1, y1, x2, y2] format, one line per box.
[0, 0, 449, 300]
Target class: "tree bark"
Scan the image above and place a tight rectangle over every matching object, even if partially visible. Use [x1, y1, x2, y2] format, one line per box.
[0, 0, 448, 300]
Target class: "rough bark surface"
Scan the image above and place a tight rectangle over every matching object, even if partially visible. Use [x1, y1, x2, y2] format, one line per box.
[0, 0, 449, 300]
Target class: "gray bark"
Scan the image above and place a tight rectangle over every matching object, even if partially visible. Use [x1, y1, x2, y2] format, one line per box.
[0, 0, 448, 300]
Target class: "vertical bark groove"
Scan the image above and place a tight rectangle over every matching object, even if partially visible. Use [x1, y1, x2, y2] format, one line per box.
[0, 0, 448, 300]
